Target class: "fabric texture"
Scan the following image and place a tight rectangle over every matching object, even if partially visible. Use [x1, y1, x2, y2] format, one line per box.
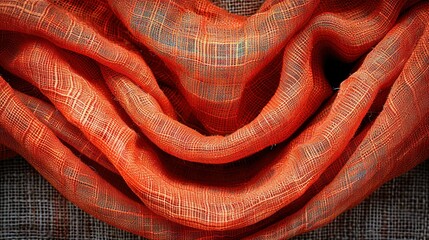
[0, 0, 428, 239]
[1, 157, 428, 239]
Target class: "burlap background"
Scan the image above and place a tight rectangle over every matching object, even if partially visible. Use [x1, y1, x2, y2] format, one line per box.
[1, 0, 428, 239]
[1, 157, 427, 239]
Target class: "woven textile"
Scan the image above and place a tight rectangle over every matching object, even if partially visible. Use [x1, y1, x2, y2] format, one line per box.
[0, 0, 428, 239]
[1, 157, 428, 239]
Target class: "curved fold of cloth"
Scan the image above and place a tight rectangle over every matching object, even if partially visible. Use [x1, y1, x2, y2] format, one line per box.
[0, 0, 428, 238]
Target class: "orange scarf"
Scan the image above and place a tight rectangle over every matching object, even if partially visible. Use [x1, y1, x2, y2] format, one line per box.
[0, 0, 428, 238]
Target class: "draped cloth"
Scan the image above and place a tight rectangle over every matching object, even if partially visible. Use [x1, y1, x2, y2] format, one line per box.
[0, 0, 428, 239]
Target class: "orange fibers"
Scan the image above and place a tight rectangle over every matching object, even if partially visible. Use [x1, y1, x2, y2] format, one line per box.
[0, 0, 428, 238]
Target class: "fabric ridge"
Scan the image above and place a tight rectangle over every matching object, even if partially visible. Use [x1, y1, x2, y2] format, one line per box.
[0, 0, 428, 239]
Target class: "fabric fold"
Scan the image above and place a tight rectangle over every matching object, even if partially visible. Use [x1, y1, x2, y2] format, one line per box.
[0, 0, 428, 238]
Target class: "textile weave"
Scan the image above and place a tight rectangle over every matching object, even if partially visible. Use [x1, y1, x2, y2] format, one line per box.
[0, 0, 428, 239]
[1, 157, 428, 239]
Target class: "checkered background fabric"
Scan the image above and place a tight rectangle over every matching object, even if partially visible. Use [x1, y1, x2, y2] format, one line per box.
[1, 157, 427, 239]
[0, 0, 428, 239]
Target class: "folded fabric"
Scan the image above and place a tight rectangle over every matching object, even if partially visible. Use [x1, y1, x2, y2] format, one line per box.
[0, 0, 428, 239]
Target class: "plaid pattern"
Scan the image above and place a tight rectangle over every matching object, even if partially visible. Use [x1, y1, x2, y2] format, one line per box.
[0, 0, 428, 239]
